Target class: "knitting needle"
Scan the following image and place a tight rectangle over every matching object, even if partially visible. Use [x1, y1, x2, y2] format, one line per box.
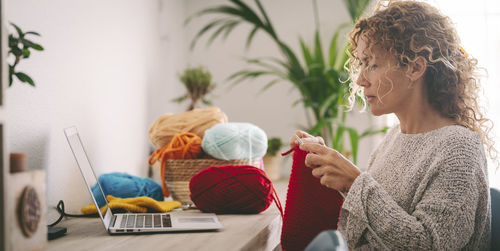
[295, 134, 303, 146]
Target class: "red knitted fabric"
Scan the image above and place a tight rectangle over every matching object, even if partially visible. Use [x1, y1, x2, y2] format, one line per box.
[281, 146, 344, 251]
[189, 165, 283, 215]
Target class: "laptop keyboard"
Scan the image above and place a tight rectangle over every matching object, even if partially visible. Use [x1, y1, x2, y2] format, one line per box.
[119, 214, 172, 229]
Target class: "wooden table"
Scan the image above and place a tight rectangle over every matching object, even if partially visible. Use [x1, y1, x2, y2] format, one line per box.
[46, 180, 288, 251]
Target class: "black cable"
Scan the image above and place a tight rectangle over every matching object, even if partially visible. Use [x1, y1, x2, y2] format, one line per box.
[48, 200, 97, 227]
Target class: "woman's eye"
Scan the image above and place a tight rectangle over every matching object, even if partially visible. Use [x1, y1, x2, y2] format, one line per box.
[369, 64, 377, 70]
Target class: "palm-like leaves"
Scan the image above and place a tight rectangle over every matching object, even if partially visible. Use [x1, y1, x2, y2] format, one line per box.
[188, 0, 379, 163]
[343, 0, 372, 21]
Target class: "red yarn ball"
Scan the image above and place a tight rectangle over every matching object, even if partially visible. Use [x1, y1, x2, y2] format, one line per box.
[189, 165, 274, 214]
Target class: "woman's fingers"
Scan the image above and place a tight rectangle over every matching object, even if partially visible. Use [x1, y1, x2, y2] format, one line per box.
[289, 130, 313, 147]
[311, 166, 327, 178]
[289, 130, 326, 147]
[315, 136, 326, 146]
[295, 130, 312, 138]
[300, 142, 330, 155]
[301, 142, 361, 192]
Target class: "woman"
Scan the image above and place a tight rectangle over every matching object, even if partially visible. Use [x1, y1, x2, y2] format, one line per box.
[291, 1, 494, 250]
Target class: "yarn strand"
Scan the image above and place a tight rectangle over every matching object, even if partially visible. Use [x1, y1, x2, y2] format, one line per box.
[148, 132, 202, 198]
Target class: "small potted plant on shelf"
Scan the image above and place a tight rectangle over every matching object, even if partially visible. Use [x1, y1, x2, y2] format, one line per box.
[8, 22, 44, 87]
[263, 137, 283, 181]
[172, 66, 217, 111]
[7, 23, 44, 171]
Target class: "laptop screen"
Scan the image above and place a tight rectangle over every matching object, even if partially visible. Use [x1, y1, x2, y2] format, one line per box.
[64, 127, 113, 229]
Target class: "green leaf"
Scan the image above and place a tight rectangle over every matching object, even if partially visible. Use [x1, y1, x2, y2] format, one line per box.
[227, 67, 283, 88]
[31, 43, 44, 51]
[325, 68, 340, 86]
[230, 0, 266, 28]
[14, 72, 35, 86]
[246, 56, 289, 72]
[319, 93, 338, 117]
[8, 34, 18, 47]
[254, 0, 277, 39]
[346, 127, 359, 164]
[257, 78, 281, 95]
[309, 118, 336, 136]
[329, 23, 350, 68]
[359, 126, 389, 138]
[333, 124, 346, 151]
[245, 26, 259, 50]
[171, 94, 189, 103]
[8, 66, 13, 87]
[313, 30, 325, 68]
[342, 0, 372, 23]
[10, 47, 23, 57]
[24, 31, 41, 36]
[206, 20, 240, 47]
[22, 48, 30, 58]
[300, 38, 314, 68]
[222, 21, 240, 40]
[10, 23, 24, 38]
[201, 98, 213, 106]
[267, 137, 284, 156]
[334, 41, 350, 71]
[190, 18, 233, 50]
[21, 38, 43, 51]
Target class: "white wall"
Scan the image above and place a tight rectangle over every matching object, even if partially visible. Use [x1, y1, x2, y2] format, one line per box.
[4, 0, 385, 223]
[150, 0, 188, 121]
[184, 0, 385, 174]
[5, 0, 164, 219]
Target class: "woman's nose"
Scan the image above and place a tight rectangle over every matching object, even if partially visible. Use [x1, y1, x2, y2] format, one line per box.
[356, 71, 369, 87]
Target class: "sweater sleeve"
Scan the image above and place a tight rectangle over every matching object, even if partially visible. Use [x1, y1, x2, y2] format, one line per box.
[338, 143, 483, 250]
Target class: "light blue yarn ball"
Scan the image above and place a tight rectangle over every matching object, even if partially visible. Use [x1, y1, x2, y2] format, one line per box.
[202, 122, 268, 160]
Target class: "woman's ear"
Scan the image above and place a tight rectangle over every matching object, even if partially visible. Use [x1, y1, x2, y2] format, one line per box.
[408, 56, 427, 81]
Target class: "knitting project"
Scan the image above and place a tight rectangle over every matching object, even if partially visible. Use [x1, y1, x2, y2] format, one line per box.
[281, 146, 344, 251]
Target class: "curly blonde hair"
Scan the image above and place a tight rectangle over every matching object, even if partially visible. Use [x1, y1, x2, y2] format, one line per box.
[346, 0, 497, 161]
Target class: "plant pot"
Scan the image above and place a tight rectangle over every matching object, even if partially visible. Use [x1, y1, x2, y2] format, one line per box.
[263, 154, 281, 181]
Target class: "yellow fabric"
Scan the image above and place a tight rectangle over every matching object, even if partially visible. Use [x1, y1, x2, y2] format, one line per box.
[81, 195, 182, 215]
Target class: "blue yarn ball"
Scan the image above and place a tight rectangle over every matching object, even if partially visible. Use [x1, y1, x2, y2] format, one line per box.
[91, 172, 163, 207]
[202, 122, 268, 160]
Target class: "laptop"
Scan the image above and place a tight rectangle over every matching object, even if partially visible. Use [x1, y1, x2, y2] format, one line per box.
[64, 126, 223, 234]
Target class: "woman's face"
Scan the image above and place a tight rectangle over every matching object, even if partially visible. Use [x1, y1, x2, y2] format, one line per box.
[355, 37, 415, 116]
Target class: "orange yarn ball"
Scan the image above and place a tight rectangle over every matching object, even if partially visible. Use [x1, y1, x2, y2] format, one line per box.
[148, 132, 203, 198]
[165, 133, 202, 159]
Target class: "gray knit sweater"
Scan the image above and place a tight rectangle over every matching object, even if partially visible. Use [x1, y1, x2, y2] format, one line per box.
[338, 125, 491, 250]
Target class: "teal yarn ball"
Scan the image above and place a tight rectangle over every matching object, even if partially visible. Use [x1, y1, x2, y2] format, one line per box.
[202, 122, 268, 160]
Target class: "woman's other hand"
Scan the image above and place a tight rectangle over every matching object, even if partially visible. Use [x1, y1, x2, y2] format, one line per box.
[300, 143, 361, 193]
[289, 130, 325, 148]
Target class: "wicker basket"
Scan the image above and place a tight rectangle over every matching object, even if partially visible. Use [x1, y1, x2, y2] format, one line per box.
[164, 158, 262, 205]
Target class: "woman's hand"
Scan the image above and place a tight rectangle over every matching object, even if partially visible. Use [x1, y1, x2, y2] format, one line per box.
[300, 143, 361, 193]
[289, 130, 325, 148]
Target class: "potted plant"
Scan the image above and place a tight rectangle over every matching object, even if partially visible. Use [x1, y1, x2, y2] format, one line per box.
[8, 22, 44, 87]
[7, 22, 44, 170]
[7, 22, 44, 171]
[263, 137, 283, 181]
[187, 0, 387, 164]
[5, 22, 47, 250]
[172, 66, 217, 111]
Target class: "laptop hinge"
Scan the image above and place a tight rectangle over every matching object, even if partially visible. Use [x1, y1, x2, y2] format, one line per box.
[110, 215, 117, 228]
